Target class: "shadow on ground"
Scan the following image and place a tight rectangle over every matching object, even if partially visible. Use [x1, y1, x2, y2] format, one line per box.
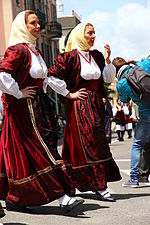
[76, 191, 150, 201]
[29, 202, 108, 218]
[4, 223, 27, 225]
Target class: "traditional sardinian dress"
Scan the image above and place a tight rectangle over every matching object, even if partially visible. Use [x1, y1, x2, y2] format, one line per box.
[48, 49, 121, 192]
[0, 43, 75, 206]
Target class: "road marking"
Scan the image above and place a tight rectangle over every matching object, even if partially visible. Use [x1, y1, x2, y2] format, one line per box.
[115, 159, 130, 162]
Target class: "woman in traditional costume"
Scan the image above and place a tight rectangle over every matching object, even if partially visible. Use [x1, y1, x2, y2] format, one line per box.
[48, 23, 121, 201]
[0, 10, 84, 213]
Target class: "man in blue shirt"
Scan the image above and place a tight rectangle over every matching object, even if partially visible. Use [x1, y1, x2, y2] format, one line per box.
[112, 57, 150, 187]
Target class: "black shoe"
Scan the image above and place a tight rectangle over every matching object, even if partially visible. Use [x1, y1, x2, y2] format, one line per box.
[6, 201, 32, 213]
[0, 209, 5, 218]
[128, 136, 132, 139]
[60, 199, 84, 213]
[119, 138, 124, 141]
[139, 175, 148, 183]
[95, 191, 116, 202]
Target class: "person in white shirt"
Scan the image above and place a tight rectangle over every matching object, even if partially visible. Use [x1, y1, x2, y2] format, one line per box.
[113, 98, 129, 141]
[47, 22, 121, 202]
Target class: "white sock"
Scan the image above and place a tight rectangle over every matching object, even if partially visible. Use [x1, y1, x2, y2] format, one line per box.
[75, 188, 82, 195]
[148, 174, 150, 183]
[98, 189, 111, 198]
[58, 194, 76, 205]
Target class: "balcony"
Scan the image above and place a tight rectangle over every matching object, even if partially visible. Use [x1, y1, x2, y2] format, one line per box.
[46, 21, 62, 38]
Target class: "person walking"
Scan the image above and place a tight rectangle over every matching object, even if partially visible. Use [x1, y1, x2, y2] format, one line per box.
[113, 98, 128, 141]
[47, 22, 121, 201]
[124, 101, 136, 139]
[112, 56, 150, 187]
[0, 10, 84, 213]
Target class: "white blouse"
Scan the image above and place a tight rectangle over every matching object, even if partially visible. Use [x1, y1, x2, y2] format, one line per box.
[0, 46, 116, 98]
[113, 104, 129, 117]
[47, 50, 116, 96]
[0, 44, 48, 99]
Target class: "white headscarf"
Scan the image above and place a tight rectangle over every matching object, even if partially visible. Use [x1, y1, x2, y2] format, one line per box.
[8, 11, 37, 47]
[65, 23, 92, 52]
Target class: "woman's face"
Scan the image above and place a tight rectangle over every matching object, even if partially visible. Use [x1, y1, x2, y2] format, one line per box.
[84, 25, 96, 46]
[26, 14, 40, 38]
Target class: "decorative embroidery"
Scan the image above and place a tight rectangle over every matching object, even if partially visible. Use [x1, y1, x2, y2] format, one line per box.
[0, 173, 6, 178]
[27, 98, 63, 165]
[8, 164, 66, 185]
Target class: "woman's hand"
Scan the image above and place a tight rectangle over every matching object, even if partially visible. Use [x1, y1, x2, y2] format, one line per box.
[20, 86, 37, 99]
[104, 44, 111, 64]
[66, 88, 88, 100]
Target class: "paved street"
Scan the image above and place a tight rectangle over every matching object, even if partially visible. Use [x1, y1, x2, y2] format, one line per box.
[1, 132, 150, 225]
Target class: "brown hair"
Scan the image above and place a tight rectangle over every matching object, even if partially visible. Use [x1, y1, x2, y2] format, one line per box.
[85, 23, 94, 28]
[25, 10, 35, 24]
[112, 57, 127, 73]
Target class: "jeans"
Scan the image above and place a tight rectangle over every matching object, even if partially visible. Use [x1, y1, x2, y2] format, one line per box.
[130, 115, 150, 181]
[140, 136, 150, 177]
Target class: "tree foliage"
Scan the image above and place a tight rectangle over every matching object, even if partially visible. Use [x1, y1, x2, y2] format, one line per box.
[104, 82, 116, 100]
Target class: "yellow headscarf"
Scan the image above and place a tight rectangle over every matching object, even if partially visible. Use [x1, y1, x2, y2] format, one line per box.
[65, 23, 92, 52]
[8, 11, 37, 47]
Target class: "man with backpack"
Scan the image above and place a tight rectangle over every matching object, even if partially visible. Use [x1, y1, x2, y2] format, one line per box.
[112, 56, 150, 187]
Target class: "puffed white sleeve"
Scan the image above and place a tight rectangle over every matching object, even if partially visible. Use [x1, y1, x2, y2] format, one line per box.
[45, 76, 69, 96]
[112, 107, 117, 117]
[123, 105, 129, 115]
[130, 107, 136, 120]
[103, 63, 116, 83]
[0, 72, 22, 99]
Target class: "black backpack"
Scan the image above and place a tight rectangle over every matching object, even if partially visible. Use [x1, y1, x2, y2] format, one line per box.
[121, 65, 150, 105]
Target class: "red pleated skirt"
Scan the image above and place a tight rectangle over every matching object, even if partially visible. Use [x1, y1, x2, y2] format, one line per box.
[0, 91, 75, 206]
[62, 80, 121, 192]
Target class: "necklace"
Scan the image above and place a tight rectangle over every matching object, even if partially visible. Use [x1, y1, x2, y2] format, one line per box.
[77, 50, 91, 64]
[26, 44, 44, 68]
[37, 55, 44, 69]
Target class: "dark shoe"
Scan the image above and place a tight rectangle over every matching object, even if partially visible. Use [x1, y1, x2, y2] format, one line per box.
[6, 201, 32, 213]
[0, 205, 5, 218]
[119, 138, 124, 141]
[139, 175, 148, 183]
[60, 199, 84, 213]
[95, 191, 116, 202]
[128, 136, 132, 139]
